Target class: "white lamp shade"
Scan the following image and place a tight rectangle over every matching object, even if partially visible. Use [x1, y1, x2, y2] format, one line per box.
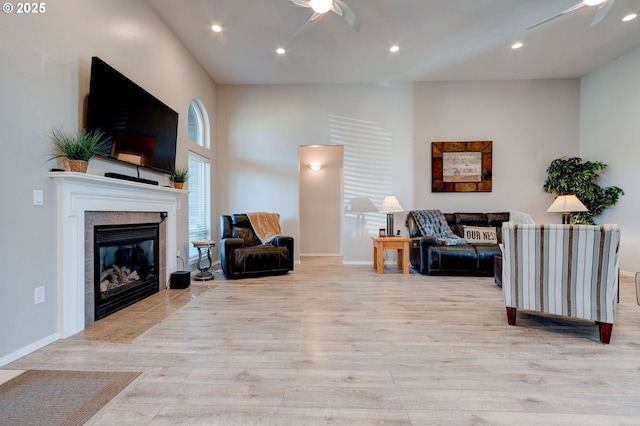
[547, 194, 588, 213]
[380, 196, 404, 213]
[346, 197, 378, 213]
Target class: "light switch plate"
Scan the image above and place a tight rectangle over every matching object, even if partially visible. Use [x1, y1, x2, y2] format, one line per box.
[33, 190, 44, 206]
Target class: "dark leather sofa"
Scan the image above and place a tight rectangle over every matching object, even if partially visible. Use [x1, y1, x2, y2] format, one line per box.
[220, 214, 294, 279]
[406, 212, 509, 276]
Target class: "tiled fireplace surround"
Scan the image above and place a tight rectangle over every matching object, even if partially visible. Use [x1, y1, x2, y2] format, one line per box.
[50, 172, 182, 338]
[84, 211, 167, 326]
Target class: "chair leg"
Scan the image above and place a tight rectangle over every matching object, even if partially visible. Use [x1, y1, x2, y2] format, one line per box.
[506, 307, 517, 326]
[597, 322, 613, 344]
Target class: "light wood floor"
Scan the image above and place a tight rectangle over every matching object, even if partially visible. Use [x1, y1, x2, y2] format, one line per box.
[6, 257, 640, 425]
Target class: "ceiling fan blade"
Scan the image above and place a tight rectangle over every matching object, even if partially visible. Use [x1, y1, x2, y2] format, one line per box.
[526, 1, 587, 30]
[290, 0, 312, 8]
[266, 0, 311, 9]
[332, 0, 361, 31]
[293, 12, 324, 37]
[591, 0, 615, 26]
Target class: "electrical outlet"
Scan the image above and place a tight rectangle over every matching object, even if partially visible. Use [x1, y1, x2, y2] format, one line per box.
[34, 286, 45, 304]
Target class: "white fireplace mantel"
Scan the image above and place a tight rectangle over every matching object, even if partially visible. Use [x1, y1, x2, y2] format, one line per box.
[49, 172, 185, 338]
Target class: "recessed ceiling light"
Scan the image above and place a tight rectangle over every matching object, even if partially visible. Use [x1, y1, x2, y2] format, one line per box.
[276, 48, 286, 55]
[622, 13, 637, 22]
[211, 24, 222, 32]
[511, 42, 523, 49]
[389, 45, 400, 53]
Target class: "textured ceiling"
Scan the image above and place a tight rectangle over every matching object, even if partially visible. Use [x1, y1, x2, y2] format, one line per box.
[147, 0, 640, 85]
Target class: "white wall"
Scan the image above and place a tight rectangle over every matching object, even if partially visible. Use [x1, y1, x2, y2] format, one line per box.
[217, 80, 580, 262]
[0, 0, 216, 363]
[216, 83, 416, 261]
[581, 47, 640, 273]
[413, 80, 581, 218]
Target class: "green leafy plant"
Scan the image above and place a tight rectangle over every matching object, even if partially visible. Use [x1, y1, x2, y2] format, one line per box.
[169, 166, 189, 183]
[543, 156, 623, 224]
[50, 128, 109, 162]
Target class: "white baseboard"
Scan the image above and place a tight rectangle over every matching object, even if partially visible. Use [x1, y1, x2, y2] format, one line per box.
[342, 260, 372, 265]
[0, 333, 59, 367]
[620, 270, 635, 277]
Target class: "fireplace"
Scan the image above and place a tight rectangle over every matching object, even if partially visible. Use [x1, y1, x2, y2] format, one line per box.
[50, 172, 180, 338]
[93, 223, 160, 320]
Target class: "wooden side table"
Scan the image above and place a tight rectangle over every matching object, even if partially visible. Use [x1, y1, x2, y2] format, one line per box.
[371, 237, 411, 274]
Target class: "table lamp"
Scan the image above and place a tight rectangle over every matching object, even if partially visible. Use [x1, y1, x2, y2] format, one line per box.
[380, 196, 404, 236]
[547, 194, 588, 224]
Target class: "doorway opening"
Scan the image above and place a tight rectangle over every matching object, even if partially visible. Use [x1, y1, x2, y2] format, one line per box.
[298, 145, 344, 259]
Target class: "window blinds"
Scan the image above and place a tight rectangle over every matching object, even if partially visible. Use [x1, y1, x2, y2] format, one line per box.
[188, 152, 211, 261]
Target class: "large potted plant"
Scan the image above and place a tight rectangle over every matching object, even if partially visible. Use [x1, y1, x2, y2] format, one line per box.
[169, 166, 189, 189]
[50, 128, 109, 173]
[543, 156, 623, 224]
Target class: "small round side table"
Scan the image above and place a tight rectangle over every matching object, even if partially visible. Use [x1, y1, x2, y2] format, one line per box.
[191, 240, 216, 281]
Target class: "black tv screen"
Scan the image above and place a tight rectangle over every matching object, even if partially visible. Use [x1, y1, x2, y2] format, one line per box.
[86, 57, 178, 174]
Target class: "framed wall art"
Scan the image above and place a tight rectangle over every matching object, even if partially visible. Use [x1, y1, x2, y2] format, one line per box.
[431, 141, 492, 192]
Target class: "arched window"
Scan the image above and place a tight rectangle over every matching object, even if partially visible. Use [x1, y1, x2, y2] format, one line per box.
[187, 99, 212, 262]
[187, 99, 209, 148]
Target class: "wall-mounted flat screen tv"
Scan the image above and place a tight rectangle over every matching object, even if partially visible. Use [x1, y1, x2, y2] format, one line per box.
[86, 56, 178, 174]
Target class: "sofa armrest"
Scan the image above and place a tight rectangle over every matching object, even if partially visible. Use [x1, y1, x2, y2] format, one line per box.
[273, 235, 294, 271]
[412, 236, 439, 249]
[273, 235, 293, 245]
[221, 237, 244, 250]
[409, 236, 438, 274]
[220, 238, 244, 277]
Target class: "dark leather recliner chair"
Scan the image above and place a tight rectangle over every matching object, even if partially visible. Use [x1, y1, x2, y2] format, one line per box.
[406, 212, 509, 276]
[220, 214, 294, 279]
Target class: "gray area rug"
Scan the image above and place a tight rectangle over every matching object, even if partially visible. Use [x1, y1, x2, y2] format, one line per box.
[0, 370, 140, 426]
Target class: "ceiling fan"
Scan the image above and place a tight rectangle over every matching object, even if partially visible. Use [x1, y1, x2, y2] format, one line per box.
[273, 0, 361, 36]
[526, 0, 615, 30]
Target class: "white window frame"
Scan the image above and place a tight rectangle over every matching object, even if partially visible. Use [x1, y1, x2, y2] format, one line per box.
[186, 98, 212, 263]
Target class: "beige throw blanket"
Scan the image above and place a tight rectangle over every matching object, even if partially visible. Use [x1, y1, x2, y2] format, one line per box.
[246, 212, 282, 244]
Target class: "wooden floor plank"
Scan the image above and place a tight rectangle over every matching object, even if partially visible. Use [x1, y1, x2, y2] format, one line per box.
[5, 257, 640, 424]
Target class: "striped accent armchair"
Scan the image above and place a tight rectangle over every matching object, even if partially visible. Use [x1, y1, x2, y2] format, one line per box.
[501, 223, 620, 343]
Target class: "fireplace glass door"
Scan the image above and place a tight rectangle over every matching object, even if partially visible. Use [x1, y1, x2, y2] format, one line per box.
[94, 223, 160, 319]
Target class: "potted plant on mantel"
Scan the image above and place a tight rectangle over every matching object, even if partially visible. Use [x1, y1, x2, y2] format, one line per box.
[169, 166, 188, 189]
[50, 127, 109, 173]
